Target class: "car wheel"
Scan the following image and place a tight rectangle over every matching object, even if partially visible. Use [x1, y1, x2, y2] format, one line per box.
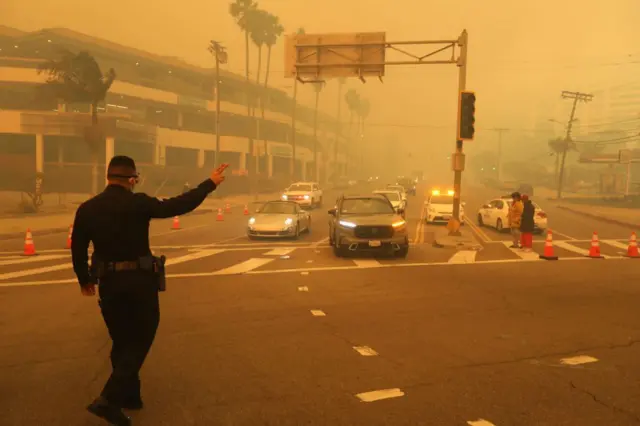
[395, 245, 409, 258]
[496, 218, 504, 232]
[311, 198, 315, 209]
[477, 214, 484, 227]
[295, 222, 300, 238]
[329, 228, 334, 245]
[305, 217, 312, 233]
[333, 234, 346, 257]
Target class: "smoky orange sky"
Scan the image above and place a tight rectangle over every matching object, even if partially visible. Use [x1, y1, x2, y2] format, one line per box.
[2, 0, 639, 167]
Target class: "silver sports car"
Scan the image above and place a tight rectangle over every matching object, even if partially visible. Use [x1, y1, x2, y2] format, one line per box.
[247, 200, 311, 239]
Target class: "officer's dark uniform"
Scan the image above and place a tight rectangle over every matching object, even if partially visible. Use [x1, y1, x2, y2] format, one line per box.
[71, 168, 217, 417]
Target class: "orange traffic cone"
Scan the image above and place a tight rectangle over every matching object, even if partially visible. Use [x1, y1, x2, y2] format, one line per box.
[539, 229, 558, 260]
[171, 216, 181, 230]
[243, 204, 249, 215]
[65, 225, 73, 249]
[225, 203, 231, 213]
[216, 208, 224, 221]
[23, 229, 36, 256]
[626, 232, 639, 258]
[587, 232, 604, 258]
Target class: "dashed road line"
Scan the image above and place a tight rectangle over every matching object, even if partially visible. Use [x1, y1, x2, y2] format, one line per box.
[353, 259, 383, 268]
[298, 286, 309, 292]
[165, 249, 225, 266]
[310, 310, 326, 317]
[468, 420, 497, 426]
[0, 263, 71, 281]
[560, 355, 598, 366]
[264, 247, 296, 256]
[0, 254, 69, 266]
[447, 250, 477, 264]
[353, 346, 378, 356]
[356, 388, 404, 402]
[212, 258, 275, 275]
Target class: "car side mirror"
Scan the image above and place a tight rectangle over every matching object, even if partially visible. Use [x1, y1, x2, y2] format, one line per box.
[328, 208, 336, 216]
[482, 204, 491, 209]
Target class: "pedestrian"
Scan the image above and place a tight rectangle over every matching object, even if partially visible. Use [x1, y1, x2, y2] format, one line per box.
[520, 194, 535, 252]
[71, 156, 228, 426]
[508, 191, 523, 248]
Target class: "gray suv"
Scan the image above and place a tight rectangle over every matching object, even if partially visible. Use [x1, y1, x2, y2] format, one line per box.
[328, 194, 409, 258]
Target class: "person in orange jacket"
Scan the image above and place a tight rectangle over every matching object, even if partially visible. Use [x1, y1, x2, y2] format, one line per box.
[508, 192, 524, 248]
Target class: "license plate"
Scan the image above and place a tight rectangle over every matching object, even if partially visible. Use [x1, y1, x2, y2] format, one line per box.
[369, 240, 381, 247]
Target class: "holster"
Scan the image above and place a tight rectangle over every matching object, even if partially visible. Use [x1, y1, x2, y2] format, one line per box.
[154, 255, 167, 292]
[91, 255, 167, 292]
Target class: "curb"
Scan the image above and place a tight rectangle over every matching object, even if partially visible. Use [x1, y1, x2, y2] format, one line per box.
[557, 205, 640, 229]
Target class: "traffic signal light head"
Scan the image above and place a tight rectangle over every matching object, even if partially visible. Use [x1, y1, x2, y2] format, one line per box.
[458, 91, 476, 141]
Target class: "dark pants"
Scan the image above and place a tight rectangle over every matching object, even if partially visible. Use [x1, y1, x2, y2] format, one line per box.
[98, 273, 160, 407]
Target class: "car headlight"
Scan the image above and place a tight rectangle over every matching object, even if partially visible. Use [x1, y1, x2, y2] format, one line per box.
[284, 218, 293, 226]
[248, 217, 256, 225]
[392, 220, 406, 228]
[281, 194, 288, 200]
[339, 220, 357, 228]
[303, 195, 310, 200]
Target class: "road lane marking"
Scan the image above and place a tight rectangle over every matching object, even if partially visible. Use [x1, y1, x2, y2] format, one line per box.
[165, 249, 225, 266]
[212, 258, 274, 275]
[468, 420, 497, 426]
[552, 230, 577, 240]
[264, 248, 296, 256]
[298, 286, 308, 292]
[560, 355, 598, 365]
[300, 271, 309, 275]
[466, 220, 491, 243]
[602, 240, 628, 250]
[356, 388, 404, 402]
[0, 254, 69, 266]
[554, 241, 611, 258]
[501, 241, 541, 261]
[353, 259, 383, 268]
[310, 310, 326, 316]
[0, 263, 71, 280]
[413, 207, 425, 244]
[353, 346, 378, 356]
[312, 236, 330, 247]
[447, 250, 477, 264]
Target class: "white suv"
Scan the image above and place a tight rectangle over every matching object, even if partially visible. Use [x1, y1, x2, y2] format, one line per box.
[282, 182, 323, 208]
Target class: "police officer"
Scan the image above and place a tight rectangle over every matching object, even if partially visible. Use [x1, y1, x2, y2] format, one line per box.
[71, 155, 228, 425]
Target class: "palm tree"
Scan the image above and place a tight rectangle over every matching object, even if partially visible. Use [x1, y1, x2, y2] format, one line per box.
[290, 27, 306, 181]
[37, 49, 116, 195]
[208, 40, 228, 167]
[259, 13, 284, 174]
[311, 81, 324, 182]
[249, 9, 270, 174]
[229, 0, 259, 179]
[344, 88, 361, 174]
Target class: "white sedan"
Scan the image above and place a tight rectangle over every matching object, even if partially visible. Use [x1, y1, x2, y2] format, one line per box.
[477, 197, 548, 233]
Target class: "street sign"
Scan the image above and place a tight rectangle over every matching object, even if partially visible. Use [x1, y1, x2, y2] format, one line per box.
[451, 152, 465, 172]
[284, 32, 386, 80]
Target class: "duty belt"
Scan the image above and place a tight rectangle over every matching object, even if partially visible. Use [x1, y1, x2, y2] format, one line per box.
[103, 256, 157, 273]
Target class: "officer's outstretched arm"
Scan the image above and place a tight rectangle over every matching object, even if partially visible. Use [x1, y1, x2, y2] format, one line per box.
[138, 179, 217, 219]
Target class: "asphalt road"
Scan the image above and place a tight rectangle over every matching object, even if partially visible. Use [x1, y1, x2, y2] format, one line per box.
[1, 182, 640, 425]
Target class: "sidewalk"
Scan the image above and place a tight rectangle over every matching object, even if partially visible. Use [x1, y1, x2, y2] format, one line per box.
[556, 203, 640, 229]
[433, 226, 483, 251]
[0, 192, 281, 239]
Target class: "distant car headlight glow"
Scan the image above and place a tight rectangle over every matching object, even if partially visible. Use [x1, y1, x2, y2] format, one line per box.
[303, 194, 310, 200]
[281, 194, 288, 200]
[284, 218, 293, 226]
[339, 220, 357, 228]
[248, 217, 256, 225]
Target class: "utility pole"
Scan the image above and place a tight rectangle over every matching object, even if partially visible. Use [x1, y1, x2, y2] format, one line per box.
[490, 128, 508, 181]
[557, 91, 593, 199]
[290, 79, 298, 182]
[450, 29, 468, 233]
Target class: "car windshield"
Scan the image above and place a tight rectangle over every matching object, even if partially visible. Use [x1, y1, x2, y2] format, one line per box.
[377, 192, 400, 202]
[340, 198, 394, 214]
[259, 203, 296, 214]
[288, 184, 311, 191]
[430, 196, 454, 204]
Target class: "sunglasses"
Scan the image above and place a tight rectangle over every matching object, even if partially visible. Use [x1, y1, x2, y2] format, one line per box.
[108, 173, 140, 183]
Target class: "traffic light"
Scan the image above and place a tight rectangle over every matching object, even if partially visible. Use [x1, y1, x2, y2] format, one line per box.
[458, 91, 476, 141]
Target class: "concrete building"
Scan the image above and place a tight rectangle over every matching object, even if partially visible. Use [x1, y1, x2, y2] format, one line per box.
[0, 26, 349, 195]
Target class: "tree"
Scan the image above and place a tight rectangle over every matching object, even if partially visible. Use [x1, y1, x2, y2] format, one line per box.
[229, 0, 259, 181]
[208, 40, 228, 167]
[259, 12, 284, 173]
[344, 88, 361, 174]
[249, 8, 271, 175]
[37, 49, 116, 195]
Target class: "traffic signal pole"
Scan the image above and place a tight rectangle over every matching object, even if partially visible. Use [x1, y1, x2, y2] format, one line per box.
[450, 30, 468, 236]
